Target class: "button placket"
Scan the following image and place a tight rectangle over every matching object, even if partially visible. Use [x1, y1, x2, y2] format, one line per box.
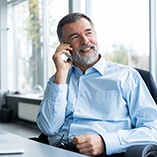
[73, 75, 85, 114]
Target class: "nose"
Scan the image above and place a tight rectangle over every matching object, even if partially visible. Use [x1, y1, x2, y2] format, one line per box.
[80, 34, 89, 45]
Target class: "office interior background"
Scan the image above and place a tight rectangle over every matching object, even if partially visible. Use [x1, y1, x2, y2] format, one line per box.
[0, 0, 157, 94]
[0, 0, 157, 125]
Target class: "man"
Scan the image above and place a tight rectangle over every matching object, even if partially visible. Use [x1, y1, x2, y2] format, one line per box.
[36, 12, 157, 157]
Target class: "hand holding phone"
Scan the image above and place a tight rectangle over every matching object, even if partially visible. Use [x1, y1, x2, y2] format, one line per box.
[61, 49, 72, 62]
[61, 53, 69, 61]
[53, 44, 73, 84]
[53, 43, 72, 63]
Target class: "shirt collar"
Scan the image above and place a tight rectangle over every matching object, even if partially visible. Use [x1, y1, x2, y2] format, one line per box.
[92, 54, 106, 76]
[69, 54, 106, 76]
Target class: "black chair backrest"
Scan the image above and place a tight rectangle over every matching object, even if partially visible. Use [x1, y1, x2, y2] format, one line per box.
[135, 68, 157, 104]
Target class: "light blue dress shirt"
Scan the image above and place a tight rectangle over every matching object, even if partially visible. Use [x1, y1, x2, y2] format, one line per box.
[37, 55, 157, 155]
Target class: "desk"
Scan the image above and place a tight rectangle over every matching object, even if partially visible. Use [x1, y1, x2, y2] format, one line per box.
[0, 129, 88, 157]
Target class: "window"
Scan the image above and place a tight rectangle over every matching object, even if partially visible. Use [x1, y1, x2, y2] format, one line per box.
[7, 0, 68, 93]
[6, 0, 156, 94]
[89, 0, 149, 69]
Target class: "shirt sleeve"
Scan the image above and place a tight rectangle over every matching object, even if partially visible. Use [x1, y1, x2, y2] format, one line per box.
[36, 77, 68, 135]
[102, 70, 157, 155]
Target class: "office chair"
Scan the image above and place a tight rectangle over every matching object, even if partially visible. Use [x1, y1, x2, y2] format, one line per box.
[135, 68, 157, 104]
[30, 68, 157, 157]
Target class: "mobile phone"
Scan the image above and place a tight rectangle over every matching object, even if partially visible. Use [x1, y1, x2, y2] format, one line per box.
[61, 53, 69, 61]
[61, 50, 72, 61]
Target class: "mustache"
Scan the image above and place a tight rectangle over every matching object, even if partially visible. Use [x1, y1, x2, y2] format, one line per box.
[76, 43, 96, 52]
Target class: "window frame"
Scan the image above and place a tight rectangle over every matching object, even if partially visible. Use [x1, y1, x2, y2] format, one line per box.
[0, 0, 157, 92]
[149, 0, 157, 81]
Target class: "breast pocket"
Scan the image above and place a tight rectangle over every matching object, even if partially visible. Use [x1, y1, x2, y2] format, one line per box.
[91, 90, 120, 120]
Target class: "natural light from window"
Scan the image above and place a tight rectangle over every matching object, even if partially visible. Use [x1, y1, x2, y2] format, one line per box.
[90, 0, 149, 69]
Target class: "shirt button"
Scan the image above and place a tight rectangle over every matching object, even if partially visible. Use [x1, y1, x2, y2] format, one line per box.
[79, 94, 83, 97]
[80, 76, 84, 80]
[74, 119, 79, 123]
[76, 109, 80, 112]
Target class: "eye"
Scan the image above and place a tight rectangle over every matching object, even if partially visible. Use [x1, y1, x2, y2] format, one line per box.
[86, 31, 93, 36]
[71, 35, 79, 41]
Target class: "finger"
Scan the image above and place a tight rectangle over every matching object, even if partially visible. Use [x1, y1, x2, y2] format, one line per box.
[78, 147, 95, 156]
[79, 146, 100, 157]
[56, 44, 72, 53]
[76, 142, 89, 149]
[52, 50, 65, 61]
[73, 135, 86, 144]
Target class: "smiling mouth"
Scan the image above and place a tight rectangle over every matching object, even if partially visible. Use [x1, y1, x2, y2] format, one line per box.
[80, 46, 94, 53]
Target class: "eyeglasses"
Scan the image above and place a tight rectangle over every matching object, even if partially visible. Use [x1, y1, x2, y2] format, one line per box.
[54, 132, 74, 147]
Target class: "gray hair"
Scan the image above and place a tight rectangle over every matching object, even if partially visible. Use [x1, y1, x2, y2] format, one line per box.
[57, 12, 95, 43]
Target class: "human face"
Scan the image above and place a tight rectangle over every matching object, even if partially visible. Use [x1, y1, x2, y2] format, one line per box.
[63, 18, 99, 66]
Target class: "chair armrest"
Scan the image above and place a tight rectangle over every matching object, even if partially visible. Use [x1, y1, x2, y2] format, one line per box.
[124, 144, 157, 157]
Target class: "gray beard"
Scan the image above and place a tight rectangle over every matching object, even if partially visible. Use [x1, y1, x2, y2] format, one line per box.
[72, 45, 99, 65]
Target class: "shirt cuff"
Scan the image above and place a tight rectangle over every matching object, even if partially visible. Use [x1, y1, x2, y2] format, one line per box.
[102, 132, 122, 155]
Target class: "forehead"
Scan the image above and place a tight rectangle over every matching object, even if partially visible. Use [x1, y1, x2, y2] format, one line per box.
[63, 18, 93, 37]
